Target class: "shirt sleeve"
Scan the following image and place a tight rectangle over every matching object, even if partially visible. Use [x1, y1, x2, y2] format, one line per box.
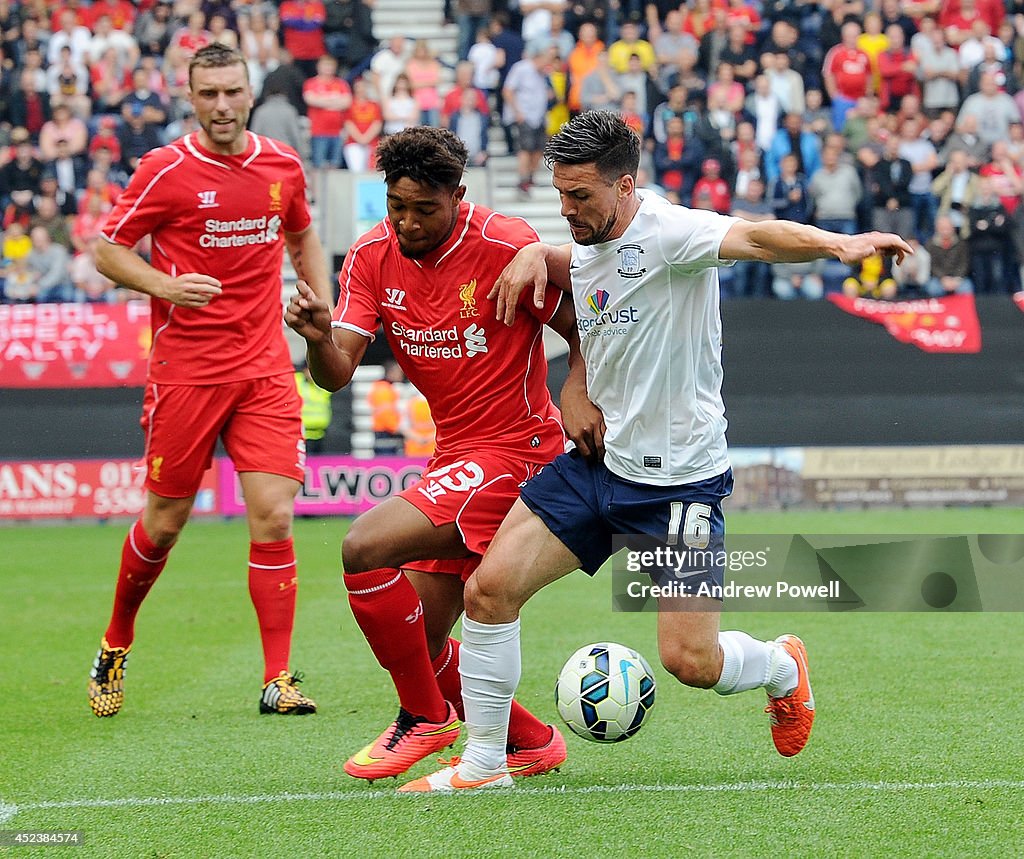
[282, 158, 312, 233]
[331, 241, 381, 339]
[660, 205, 738, 271]
[521, 280, 564, 325]
[101, 147, 182, 248]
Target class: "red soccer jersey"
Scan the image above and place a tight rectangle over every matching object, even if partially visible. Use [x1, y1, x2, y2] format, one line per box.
[279, 1, 327, 60]
[332, 201, 565, 461]
[84, 0, 137, 30]
[304, 76, 351, 137]
[824, 46, 872, 99]
[102, 131, 311, 386]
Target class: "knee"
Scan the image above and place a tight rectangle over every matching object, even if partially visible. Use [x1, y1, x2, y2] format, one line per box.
[463, 569, 520, 623]
[659, 640, 721, 689]
[143, 507, 188, 548]
[255, 503, 293, 542]
[341, 522, 382, 574]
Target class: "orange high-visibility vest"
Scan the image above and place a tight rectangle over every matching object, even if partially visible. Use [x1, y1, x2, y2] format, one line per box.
[368, 379, 401, 434]
[404, 393, 436, 457]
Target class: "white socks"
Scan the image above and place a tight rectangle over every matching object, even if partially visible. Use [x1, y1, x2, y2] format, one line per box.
[713, 630, 798, 698]
[457, 616, 521, 778]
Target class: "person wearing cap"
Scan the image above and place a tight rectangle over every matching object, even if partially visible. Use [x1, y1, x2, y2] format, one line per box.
[116, 103, 163, 172]
[89, 116, 123, 165]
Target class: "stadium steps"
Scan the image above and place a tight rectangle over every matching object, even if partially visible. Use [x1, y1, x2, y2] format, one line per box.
[372, 0, 458, 65]
[486, 125, 569, 245]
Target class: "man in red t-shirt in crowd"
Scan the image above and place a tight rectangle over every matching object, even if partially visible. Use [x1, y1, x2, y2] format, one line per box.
[86, 45, 333, 719]
[692, 158, 732, 213]
[342, 76, 383, 172]
[823, 20, 872, 131]
[940, 0, 1004, 46]
[286, 126, 599, 781]
[304, 55, 352, 172]
[440, 61, 489, 129]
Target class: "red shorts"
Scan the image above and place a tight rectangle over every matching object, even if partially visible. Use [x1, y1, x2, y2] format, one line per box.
[400, 450, 546, 581]
[141, 373, 305, 498]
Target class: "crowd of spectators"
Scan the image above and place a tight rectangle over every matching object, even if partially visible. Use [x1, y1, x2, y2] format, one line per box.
[3, 0, 1024, 304]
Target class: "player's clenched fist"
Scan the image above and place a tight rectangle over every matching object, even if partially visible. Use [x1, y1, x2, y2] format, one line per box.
[157, 273, 223, 308]
[285, 280, 333, 342]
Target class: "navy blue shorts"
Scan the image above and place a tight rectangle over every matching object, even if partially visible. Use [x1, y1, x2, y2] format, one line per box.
[520, 451, 733, 587]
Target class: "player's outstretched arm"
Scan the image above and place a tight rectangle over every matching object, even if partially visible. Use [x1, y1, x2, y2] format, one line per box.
[489, 242, 572, 326]
[95, 239, 222, 307]
[719, 219, 914, 266]
[546, 296, 605, 462]
[286, 281, 368, 392]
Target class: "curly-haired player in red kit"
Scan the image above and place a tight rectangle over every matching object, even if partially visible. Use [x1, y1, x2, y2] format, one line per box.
[287, 126, 603, 781]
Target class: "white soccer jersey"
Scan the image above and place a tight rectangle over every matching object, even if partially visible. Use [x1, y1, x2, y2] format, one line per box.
[570, 191, 736, 486]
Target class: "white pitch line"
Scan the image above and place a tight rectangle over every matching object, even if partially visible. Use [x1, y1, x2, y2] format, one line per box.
[2, 779, 1022, 823]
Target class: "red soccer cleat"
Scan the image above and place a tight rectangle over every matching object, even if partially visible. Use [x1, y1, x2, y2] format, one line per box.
[344, 703, 460, 780]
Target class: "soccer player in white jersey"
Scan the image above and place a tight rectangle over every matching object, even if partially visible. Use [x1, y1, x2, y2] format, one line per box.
[402, 110, 914, 792]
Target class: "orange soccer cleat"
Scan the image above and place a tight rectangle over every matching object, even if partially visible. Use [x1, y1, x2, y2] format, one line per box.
[344, 703, 461, 781]
[444, 723, 568, 779]
[765, 634, 815, 757]
[505, 725, 568, 777]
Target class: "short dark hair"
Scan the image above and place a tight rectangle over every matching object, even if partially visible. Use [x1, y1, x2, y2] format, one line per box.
[544, 110, 641, 183]
[189, 44, 248, 86]
[375, 126, 468, 191]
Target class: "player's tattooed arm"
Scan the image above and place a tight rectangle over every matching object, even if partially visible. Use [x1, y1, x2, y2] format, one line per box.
[285, 226, 333, 305]
[547, 296, 605, 462]
[489, 242, 572, 326]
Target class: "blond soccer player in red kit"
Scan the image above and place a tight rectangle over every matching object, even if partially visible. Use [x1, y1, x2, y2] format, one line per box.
[87, 45, 332, 718]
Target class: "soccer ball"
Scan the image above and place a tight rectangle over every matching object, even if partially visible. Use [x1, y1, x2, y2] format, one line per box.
[555, 642, 656, 743]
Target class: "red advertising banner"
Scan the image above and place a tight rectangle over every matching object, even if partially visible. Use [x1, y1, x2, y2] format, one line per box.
[827, 294, 981, 353]
[0, 302, 151, 388]
[218, 455, 427, 516]
[0, 458, 217, 520]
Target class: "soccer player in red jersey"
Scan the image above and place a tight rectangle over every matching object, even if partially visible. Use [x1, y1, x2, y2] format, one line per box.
[286, 126, 601, 781]
[86, 45, 333, 718]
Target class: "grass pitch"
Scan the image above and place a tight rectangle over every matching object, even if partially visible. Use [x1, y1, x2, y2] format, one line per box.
[2, 509, 1022, 857]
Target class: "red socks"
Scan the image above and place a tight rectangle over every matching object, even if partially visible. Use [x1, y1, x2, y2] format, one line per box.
[248, 538, 298, 683]
[104, 520, 171, 649]
[432, 636, 553, 750]
[344, 568, 448, 722]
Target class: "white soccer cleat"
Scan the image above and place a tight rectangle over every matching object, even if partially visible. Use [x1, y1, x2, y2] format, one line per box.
[398, 764, 513, 793]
